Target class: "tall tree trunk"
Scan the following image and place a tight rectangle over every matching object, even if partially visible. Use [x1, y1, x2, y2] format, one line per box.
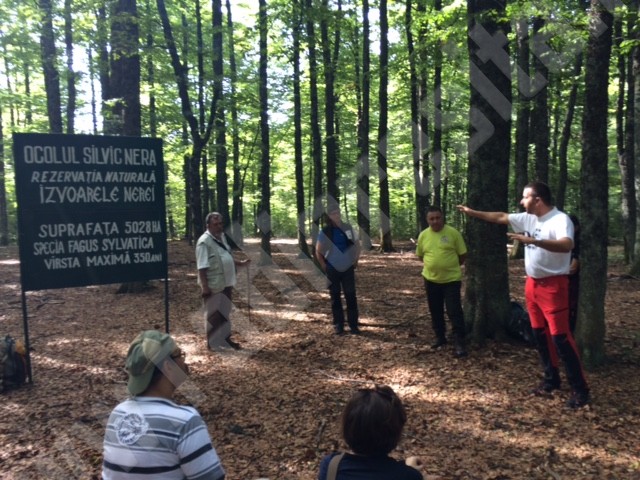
[629, 0, 640, 273]
[305, 0, 324, 250]
[144, 0, 157, 139]
[356, 0, 372, 250]
[104, 0, 141, 137]
[226, 0, 244, 246]
[578, 0, 613, 367]
[531, 16, 549, 185]
[96, 2, 110, 112]
[213, 0, 230, 233]
[406, 0, 429, 232]
[616, 10, 637, 265]
[194, 1, 212, 221]
[293, 0, 310, 258]
[556, 53, 583, 211]
[87, 47, 98, 134]
[145, 0, 172, 238]
[321, 0, 340, 201]
[64, 0, 76, 133]
[2, 50, 16, 127]
[465, 0, 511, 341]
[39, 0, 63, 133]
[157, 0, 216, 238]
[106, 0, 144, 294]
[22, 46, 33, 125]
[514, 18, 530, 207]
[378, 0, 393, 252]
[432, 0, 443, 211]
[404, 0, 429, 231]
[258, 0, 272, 264]
[0, 108, 7, 246]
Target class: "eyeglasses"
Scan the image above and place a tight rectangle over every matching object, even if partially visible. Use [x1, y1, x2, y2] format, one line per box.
[170, 349, 185, 360]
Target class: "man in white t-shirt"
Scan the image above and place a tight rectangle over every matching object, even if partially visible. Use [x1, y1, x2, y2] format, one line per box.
[102, 330, 226, 479]
[457, 182, 589, 408]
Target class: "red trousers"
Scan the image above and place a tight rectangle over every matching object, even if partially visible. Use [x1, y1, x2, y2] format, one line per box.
[525, 275, 588, 393]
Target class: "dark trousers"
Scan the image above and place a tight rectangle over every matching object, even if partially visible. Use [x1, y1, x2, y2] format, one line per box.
[204, 287, 233, 349]
[424, 279, 465, 342]
[327, 266, 359, 330]
[568, 273, 579, 333]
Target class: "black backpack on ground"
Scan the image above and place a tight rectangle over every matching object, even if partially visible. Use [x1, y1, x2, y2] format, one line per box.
[1, 335, 27, 393]
[506, 302, 536, 347]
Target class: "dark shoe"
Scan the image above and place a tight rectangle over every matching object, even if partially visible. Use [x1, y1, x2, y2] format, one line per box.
[350, 327, 361, 335]
[567, 390, 590, 409]
[454, 343, 468, 358]
[431, 338, 448, 349]
[334, 325, 345, 335]
[530, 381, 561, 396]
[225, 337, 242, 350]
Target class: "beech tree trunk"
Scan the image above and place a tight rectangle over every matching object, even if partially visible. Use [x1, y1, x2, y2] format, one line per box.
[514, 18, 530, 206]
[577, 0, 613, 367]
[258, 0, 272, 265]
[406, 0, 428, 233]
[39, 0, 63, 133]
[321, 0, 340, 201]
[616, 14, 636, 265]
[305, 0, 324, 252]
[292, 0, 310, 258]
[556, 53, 582, 211]
[64, 0, 76, 133]
[531, 17, 550, 185]
[104, 0, 141, 137]
[0, 110, 7, 246]
[378, 0, 393, 252]
[356, 0, 372, 250]
[226, 0, 244, 247]
[465, 0, 511, 341]
[630, 0, 640, 274]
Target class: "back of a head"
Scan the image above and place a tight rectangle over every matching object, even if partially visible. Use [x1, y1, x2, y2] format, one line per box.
[341, 385, 407, 456]
[125, 330, 176, 396]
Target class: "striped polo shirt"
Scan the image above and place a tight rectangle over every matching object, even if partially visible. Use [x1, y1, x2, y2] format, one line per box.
[102, 397, 225, 480]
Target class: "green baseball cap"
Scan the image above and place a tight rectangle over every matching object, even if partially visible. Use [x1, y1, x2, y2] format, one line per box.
[125, 330, 176, 396]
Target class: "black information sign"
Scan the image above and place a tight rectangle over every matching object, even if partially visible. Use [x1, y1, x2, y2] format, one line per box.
[14, 133, 168, 291]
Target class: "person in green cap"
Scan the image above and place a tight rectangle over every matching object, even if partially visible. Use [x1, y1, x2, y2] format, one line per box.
[102, 330, 226, 479]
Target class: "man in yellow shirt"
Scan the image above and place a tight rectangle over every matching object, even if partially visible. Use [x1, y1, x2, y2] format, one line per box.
[416, 206, 468, 357]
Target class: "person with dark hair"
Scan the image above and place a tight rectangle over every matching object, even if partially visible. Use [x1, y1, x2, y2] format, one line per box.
[458, 182, 590, 408]
[568, 214, 580, 333]
[318, 385, 423, 480]
[196, 212, 250, 350]
[316, 202, 361, 335]
[102, 330, 225, 479]
[416, 206, 468, 357]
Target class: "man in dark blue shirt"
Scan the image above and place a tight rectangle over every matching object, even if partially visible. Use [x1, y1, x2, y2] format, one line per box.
[316, 202, 361, 334]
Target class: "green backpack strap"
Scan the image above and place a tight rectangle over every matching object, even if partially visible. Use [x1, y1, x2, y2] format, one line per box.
[326, 452, 345, 480]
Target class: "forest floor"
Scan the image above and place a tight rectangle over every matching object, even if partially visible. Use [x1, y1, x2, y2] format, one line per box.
[0, 239, 639, 480]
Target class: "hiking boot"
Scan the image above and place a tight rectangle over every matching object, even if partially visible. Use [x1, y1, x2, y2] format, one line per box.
[567, 390, 590, 409]
[350, 327, 361, 335]
[530, 381, 560, 396]
[431, 338, 448, 349]
[334, 325, 345, 335]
